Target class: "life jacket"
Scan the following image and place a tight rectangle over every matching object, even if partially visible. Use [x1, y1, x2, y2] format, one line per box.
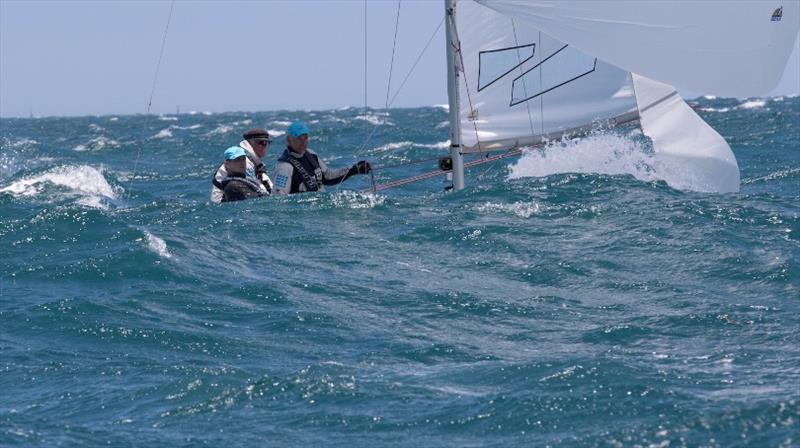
[277, 148, 324, 193]
[219, 175, 266, 202]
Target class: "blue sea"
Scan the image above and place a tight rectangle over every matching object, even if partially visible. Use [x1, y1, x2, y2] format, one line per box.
[1, 97, 798, 447]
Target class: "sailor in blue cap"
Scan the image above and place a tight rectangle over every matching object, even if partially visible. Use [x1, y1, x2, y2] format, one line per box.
[216, 146, 267, 203]
[210, 128, 273, 203]
[272, 121, 371, 195]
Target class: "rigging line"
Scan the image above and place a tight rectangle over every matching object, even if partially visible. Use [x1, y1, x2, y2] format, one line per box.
[385, 0, 402, 110]
[364, 0, 368, 140]
[335, 14, 445, 194]
[512, 20, 537, 139]
[387, 15, 444, 108]
[127, 0, 175, 201]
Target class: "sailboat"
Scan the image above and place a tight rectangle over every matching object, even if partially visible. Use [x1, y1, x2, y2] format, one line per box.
[430, 0, 799, 193]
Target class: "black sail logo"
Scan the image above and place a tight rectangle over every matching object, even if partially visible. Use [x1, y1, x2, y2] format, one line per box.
[771, 6, 783, 21]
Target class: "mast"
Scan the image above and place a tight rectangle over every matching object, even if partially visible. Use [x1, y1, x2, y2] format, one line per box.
[444, 0, 465, 191]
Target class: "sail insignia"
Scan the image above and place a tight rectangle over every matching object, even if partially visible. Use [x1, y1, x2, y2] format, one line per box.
[510, 45, 598, 106]
[771, 6, 783, 21]
[477, 43, 535, 91]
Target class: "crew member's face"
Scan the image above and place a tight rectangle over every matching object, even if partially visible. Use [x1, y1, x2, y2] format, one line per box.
[225, 156, 247, 176]
[250, 138, 270, 158]
[288, 134, 309, 153]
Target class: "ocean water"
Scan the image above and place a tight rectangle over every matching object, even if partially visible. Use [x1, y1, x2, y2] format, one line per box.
[1, 97, 798, 447]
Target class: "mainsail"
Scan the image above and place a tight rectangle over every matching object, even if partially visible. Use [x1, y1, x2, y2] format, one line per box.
[444, 0, 799, 193]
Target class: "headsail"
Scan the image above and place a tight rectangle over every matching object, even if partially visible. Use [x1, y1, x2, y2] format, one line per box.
[475, 1, 800, 98]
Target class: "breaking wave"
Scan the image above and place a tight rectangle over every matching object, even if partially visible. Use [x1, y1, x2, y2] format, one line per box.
[0, 165, 119, 208]
[73, 136, 121, 151]
[509, 133, 657, 184]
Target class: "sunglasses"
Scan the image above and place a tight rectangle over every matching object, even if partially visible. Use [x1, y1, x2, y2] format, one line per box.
[253, 139, 271, 146]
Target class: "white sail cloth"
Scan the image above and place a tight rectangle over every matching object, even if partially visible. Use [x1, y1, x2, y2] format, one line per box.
[475, 0, 800, 98]
[454, 0, 743, 192]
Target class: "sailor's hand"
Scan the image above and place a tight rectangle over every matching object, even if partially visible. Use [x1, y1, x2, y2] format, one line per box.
[352, 160, 372, 175]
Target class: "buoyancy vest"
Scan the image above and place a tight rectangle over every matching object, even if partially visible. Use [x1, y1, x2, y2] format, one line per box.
[277, 148, 323, 193]
[219, 175, 266, 202]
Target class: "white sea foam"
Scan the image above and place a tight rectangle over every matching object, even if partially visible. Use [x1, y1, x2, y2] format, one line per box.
[354, 113, 394, 126]
[153, 128, 173, 139]
[109, 117, 119, 121]
[738, 99, 766, 109]
[703, 95, 717, 100]
[419, 140, 450, 150]
[372, 141, 414, 152]
[475, 201, 543, 218]
[268, 129, 286, 137]
[271, 120, 293, 127]
[232, 119, 252, 126]
[205, 125, 234, 136]
[158, 116, 178, 121]
[431, 104, 450, 110]
[88, 123, 106, 133]
[73, 136, 121, 151]
[174, 124, 203, 130]
[330, 191, 385, 209]
[509, 133, 658, 184]
[144, 230, 172, 259]
[0, 165, 118, 208]
[700, 107, 731, 113]
[435, 121, 449, 129]
[5, 137, 38, 148]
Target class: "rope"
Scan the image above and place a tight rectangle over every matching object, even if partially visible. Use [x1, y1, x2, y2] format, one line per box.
[385, 1, 401, 110]
[336, 12, 444, 193]
[387, 16, 444, 108]
[126, 0, 175, 201]
[364, 0, 368, 142]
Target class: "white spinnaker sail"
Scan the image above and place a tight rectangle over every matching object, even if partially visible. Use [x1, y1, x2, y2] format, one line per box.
[633, 74, 740, 193]
[475, 0, 800, 98]
[453, 0, 742, 192]
[455, 0, 638, 153]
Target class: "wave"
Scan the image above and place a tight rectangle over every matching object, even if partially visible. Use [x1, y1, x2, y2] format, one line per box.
[372, 141, 414, 152]
[371, 140, 450, 153]
[73, 136, 121, 151]
[742, 167, 800, 185]
[268, 129, 286, 138]
[474, 201, 543, 218]
[737, 99, 767, 109]
[354, 113, 394, 126]
[699, 107, 731, 113]
[173, 124, 203, 130]
[153, 128, 173, 139]
[0, 164, 118, 208]
[509, 133, 658, 184]
[205, 125, 234, 136]
[271, 120, 293, 127]
[143, 230, 172, 259]
[158, 116, 178, 121]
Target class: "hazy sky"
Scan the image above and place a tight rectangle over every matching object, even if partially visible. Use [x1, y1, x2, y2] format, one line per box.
[1, 0, 798, 118]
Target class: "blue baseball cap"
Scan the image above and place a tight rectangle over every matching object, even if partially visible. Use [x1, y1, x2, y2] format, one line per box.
[287, 121, 309, 138]
[224, 146, 247, 160]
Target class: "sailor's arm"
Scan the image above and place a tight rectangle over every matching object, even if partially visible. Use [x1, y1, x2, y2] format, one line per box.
[272, 162, 294, 195]
[320, 158, 372, 186]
